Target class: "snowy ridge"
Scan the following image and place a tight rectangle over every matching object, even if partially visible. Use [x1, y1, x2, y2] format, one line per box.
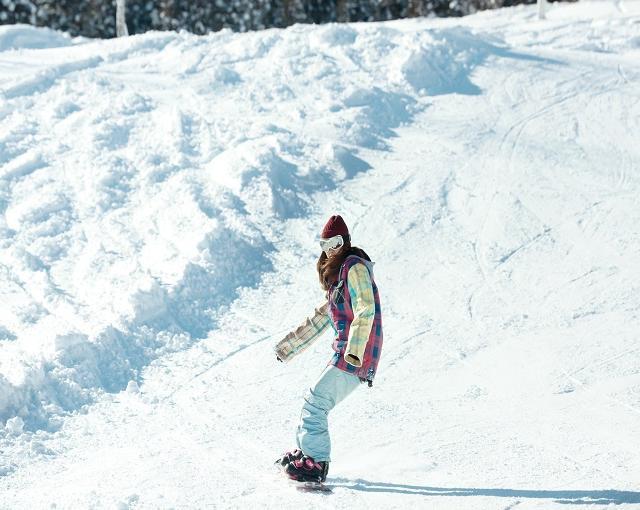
[0, 25, 74, 52]
[1, 2, 640, 508]
[0, 19, 503, 432]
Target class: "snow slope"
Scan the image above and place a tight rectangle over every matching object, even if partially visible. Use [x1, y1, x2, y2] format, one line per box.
[1, 1, 640, 508]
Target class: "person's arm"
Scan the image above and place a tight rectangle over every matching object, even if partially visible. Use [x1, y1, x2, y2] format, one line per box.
[345, 263, 375, 367]
[274, 303, 331, 362]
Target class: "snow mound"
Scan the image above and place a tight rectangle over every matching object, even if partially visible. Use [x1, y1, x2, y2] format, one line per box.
[0, 21, 499, 431]
[0, 24, 74, 52]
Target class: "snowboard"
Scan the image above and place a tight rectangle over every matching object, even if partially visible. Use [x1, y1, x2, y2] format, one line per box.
[292, 480, 333, 493]
[275, 459, 332, 493]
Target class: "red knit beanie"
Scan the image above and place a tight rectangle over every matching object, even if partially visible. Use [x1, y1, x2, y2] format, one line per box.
[321, 215, 349, 240]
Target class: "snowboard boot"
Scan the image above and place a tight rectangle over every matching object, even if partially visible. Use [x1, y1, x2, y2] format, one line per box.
[285, 454, 329, 483]
[275, 448, 304, 469]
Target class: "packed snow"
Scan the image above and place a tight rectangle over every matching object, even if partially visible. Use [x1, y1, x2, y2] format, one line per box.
[1, 1, 640, 508]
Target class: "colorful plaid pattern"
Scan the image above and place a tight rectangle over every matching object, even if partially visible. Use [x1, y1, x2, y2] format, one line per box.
[344, 263, 375, 366]
[274, 303, 331, 362]
[328, 255, 383, 382]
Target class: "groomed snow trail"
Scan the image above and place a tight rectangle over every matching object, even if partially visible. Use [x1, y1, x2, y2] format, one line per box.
[1, 2, 640, 509]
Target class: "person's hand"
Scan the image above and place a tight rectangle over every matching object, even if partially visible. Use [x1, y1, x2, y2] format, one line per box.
[359, 377, 373, 387]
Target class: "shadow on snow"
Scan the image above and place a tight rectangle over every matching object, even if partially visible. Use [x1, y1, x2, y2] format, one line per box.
[332, 478, 640, 505]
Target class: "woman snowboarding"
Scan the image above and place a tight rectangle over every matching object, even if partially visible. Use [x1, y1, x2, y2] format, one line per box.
[275, 214, 383, 484]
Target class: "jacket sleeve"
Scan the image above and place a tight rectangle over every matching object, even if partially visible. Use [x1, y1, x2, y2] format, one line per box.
[345, 263, 375, 367]
[274, 303, 331, 363]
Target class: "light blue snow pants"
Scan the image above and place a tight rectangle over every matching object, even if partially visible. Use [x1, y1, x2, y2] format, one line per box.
[296, 365, 361, 462]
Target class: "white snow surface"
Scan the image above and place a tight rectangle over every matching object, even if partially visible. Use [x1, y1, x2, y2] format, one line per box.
[1, 1, 640, 508]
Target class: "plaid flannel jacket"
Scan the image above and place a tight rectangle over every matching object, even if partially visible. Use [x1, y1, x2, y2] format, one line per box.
[328, 255, 382, 383]
[274, 255, 382, 383]
[274, 303, 331, 362]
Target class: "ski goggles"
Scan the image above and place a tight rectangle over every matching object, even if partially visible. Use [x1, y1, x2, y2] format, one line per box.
[319, 234, 344, 254]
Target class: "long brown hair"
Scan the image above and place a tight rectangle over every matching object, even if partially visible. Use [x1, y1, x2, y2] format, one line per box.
[317, 239, 371, 291]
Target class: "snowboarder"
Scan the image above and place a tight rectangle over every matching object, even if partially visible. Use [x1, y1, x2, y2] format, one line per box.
[275, 214, 383, 484]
